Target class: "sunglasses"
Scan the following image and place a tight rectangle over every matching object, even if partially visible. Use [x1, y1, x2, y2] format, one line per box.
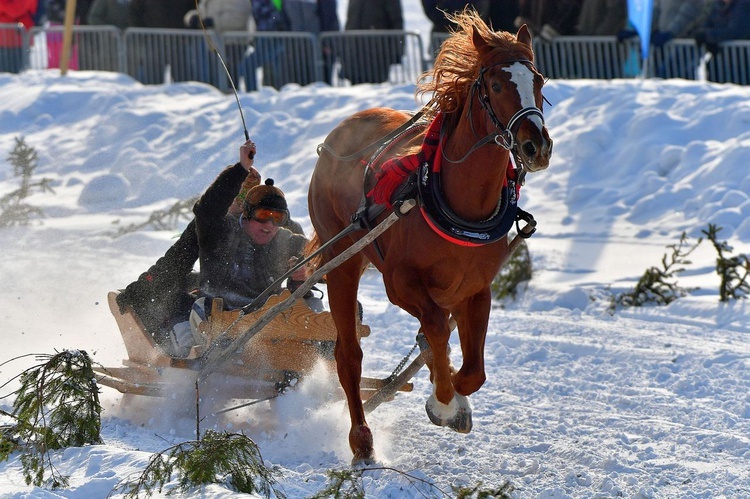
[248, 207, 289, 226]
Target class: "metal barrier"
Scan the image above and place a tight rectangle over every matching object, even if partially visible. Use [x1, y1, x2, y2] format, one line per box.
[2, 23, 750, 88]
[0, 23, 30, 74]
[320, 30, 425, 86]
[221, 31, 320, 92]
[123, 28, 221, 85]
[28, 25, 124, 72]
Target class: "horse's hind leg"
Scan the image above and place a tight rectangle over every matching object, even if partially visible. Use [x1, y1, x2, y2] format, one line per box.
[326, 255, 374, 463]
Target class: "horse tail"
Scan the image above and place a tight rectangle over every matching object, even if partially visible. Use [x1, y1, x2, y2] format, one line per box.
[304, 231, 323, 273]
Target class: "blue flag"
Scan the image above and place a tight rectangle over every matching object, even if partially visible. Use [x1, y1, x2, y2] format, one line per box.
[628, 0, 653, 60]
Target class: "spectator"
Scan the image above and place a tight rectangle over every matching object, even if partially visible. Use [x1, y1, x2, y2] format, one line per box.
[183, 0, 253, 33]
[88, 0, 132, 30]
[285, 0, 338, 84]
[183, 0, 254, 88]
[650, 0, 707, 49]
[487, 0, 519, 33]
[0, 0, 38, 73]
[694, 0, 750, 55]
[128, 0, 197, 83]
[45, 0, 94, 69]
[515, 0, 583, 41]
[421, 0, 489, 54]
[341, 0, 403, 84]
[576, 0, 627, 36]
[247, 0, 338, 89]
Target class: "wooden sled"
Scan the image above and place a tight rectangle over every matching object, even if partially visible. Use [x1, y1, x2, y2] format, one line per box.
[95, 290, 415, 405]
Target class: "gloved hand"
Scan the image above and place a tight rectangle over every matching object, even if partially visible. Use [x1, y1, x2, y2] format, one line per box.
[651, 31, 673, 48]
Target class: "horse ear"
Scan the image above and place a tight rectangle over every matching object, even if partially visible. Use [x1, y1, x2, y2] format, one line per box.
[472, 26, 492, 56]
[516, 24, 532, 47]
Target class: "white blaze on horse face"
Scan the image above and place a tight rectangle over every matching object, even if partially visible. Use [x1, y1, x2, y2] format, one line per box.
[502, 62, 544, 130]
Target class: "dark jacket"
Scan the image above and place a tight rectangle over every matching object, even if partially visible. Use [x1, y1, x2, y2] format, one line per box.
[194, 163, 307, 310]
[129, 0, 194, 28]
[284, 0, 339, 33]
[341, 0, 403, 83]
[87, 0, 131, 29]
[700, 0, 750, 44]
[252, 0, 289, 31]
[517, 0, 583, 36]
[576, 0, 627, 36]
[345, 0, 402, 31]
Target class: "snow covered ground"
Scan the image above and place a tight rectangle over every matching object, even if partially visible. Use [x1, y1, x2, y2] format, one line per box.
[2, 15, 750, 499]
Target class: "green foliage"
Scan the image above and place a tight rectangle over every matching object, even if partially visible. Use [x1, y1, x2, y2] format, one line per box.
[112, 196, 199, 237]
[0, 136, 55, 227]
[615, 232, 701, 308]
[309, 468, 366, 499]
[491, 238, 532, 301]
[453, 481, 514, 498]
[114, 430, 286, 498]
[702, 224, 750, 302]
[0, 350, 102, 488]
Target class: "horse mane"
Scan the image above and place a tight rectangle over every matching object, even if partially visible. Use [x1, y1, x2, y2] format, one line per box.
[416, 9, 534, 127]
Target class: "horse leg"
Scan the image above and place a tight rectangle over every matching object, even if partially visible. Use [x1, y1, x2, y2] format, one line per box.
[418, 307, 473, 433]
[327, 256, 374, 464]
[451, 288, 491, 396]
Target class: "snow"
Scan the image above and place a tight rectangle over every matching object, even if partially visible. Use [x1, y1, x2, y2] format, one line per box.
[2, 6, 750, 498]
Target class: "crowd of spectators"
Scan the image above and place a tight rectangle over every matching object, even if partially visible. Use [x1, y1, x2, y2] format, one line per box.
[2, 0, 750, 82]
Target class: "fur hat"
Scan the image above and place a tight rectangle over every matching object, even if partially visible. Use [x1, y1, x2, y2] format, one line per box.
[244, 178, 288, 214]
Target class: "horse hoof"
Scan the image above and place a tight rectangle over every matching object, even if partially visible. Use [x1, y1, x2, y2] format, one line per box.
[349, 425, 375, 464]
[425, 392, 473, 433]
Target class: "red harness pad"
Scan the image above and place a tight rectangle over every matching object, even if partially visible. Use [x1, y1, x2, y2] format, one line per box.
[367, 113, 444, 208]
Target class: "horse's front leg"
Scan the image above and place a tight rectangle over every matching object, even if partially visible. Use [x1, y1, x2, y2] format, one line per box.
[326, 258, 374, 464]
[418, 307, 473, 433]
[451, 287, 491, 396]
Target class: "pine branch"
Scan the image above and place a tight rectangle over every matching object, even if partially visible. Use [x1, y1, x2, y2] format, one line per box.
[615, 232, 701, 308]
[0, 350, 102, 489]
[112, 430, 286, 498]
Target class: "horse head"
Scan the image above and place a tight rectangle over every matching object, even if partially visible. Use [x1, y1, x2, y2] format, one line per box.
[471, 23, 553, 173]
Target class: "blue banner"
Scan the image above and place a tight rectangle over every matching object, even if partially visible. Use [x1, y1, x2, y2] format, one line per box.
[628, 0, 654, 60]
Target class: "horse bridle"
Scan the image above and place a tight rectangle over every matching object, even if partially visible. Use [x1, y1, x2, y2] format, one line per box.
[470, 59, 546, 164]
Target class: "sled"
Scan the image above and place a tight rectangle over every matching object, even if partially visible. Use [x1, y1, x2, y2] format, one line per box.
[95, 289, 419, 406]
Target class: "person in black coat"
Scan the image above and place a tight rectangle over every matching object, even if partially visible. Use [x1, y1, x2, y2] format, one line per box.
[115, 139, 306, 355]
[341, 0, 404, 84]
[694, 0, 750, 55]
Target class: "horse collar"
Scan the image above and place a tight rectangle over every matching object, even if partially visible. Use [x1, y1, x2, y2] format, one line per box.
[417, 137, 520, 247]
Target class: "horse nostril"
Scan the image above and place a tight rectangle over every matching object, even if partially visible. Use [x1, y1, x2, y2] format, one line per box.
[522, 140, 537, 158]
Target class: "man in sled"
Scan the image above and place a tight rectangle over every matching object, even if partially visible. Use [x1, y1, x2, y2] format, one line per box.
[115, 139, 309, 357]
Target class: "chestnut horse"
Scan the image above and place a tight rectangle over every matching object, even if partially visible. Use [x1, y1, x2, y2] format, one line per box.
[308, 11, 552, 463]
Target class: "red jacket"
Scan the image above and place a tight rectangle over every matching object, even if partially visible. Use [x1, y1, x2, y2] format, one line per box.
[0, 0, 38, 47]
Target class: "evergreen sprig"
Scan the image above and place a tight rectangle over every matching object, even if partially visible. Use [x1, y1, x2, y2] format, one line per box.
[491, 238, 532, 301]
[0, 136, 55, 227]
[702, 224, 750, 302]
[0, 350, 102, 488]
[615, 232, 701, 308]
[113, 430, 285, 498]
[453, 480, 514, 498]
[112, 196, 199, 237]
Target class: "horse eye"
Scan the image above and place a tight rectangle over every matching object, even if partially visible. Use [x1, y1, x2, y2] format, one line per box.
[491, 82, 501, 93]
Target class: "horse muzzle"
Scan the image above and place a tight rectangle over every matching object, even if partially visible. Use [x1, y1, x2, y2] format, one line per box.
[516, 122, 553, 172]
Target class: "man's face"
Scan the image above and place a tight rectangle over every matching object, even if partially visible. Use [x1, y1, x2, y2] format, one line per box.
[242, 217, 279, 245]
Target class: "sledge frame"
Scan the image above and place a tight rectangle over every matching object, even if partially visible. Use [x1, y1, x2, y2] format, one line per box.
[96, 289, 418, 405]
